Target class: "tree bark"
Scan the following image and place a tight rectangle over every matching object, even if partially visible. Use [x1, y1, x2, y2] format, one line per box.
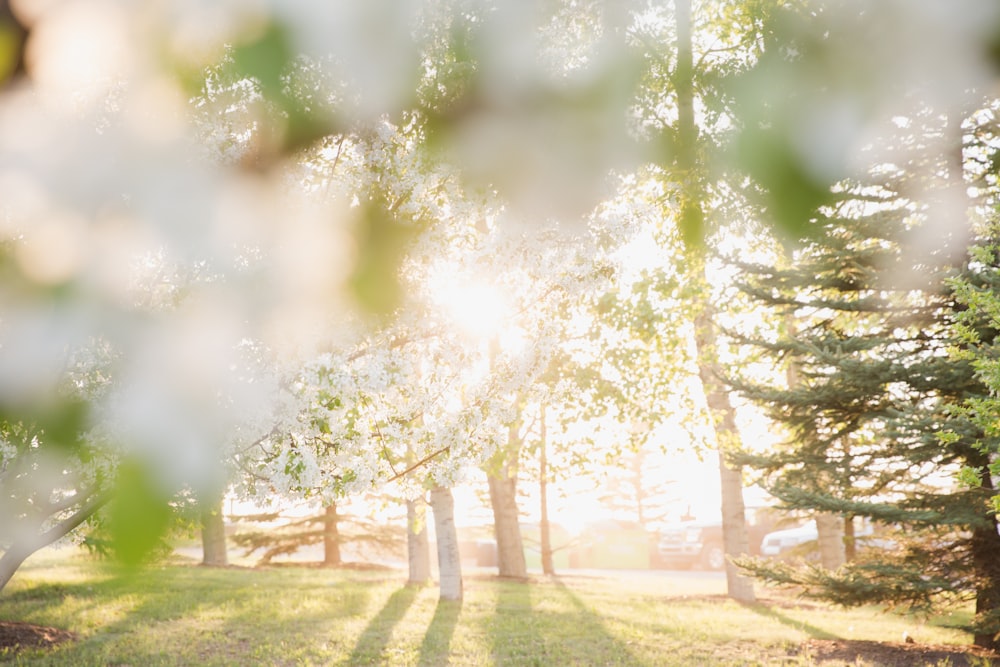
[487, 472, 527, 579]
[715, 447, 756, 603]
[0, 490, 109, 592]
[695, 303, 756, 603]
[430, 486, 463, 601]
[200, 497, 228, 567]
[407, 497, 431, 585]
[673, 0, 754, 605]
[815, 512, 846, 570]
[487, 422, 527, 579]
[0, 544, 32, 593]
[971, 465, 1000, 651]
[843, 515, 857, 562]
[538, 405, 555, 576]
[972, 517, 1000, 651]
[323, 503, 342, 567]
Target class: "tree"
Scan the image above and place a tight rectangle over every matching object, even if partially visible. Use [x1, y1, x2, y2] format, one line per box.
[228, 502, 403, 566]
[200, 495, 228, 567]
[430, 486, 462, 601]
[3, 0, 998, 599]
[406, 495, 431, 585]
[0, 420, 110, 590]
[596, 440, 678, 529]
[0, 337, 118, 590]
[536, 405, 556, 576]
[621, 0, 781, 603]
[0, 0, 640, 587]
[730, 99, 1000, 648]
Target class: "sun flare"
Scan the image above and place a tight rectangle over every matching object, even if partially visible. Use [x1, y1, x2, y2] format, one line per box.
[435, 280, 508, 341]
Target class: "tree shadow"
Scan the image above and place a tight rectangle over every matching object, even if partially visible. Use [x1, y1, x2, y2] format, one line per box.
[345, 584, 419, 665]
[417, 598, 462, 666]
[486, 580, 545, 664]
[742, 601, 841, 640]
[547, 579, 641, 665]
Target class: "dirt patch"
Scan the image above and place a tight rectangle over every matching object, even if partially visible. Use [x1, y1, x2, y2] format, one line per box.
[0, 620, 75, 654]
[805, 638, 999, 666]
[254, 560, 399, 572]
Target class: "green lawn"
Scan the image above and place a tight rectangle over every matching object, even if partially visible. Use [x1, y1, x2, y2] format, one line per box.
[0, 549, 987, 666]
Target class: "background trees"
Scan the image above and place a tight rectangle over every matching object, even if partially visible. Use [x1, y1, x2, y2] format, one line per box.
[3, 5, 1000, 652]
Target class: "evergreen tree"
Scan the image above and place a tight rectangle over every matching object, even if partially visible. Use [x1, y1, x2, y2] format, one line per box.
[730, 112, 1000, 649]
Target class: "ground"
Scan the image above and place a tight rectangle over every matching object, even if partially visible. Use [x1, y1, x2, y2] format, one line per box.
[0, 563, 1000, 667]
[805, 638, 998, 666]
[0, 620, 75, 654]
[2, 622, 997, 664]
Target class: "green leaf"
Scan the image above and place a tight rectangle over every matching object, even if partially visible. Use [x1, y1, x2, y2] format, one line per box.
[0, 19, 23, 85]
[735, 125, 833, 240]
[348, 201, 415, 315]
[108, 460, 173, 567]
[957, 465, 983, 488]
[231, 22, 293, 103]
[228, 21, 333, 157]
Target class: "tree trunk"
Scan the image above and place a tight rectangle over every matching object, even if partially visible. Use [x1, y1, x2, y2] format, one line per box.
[971, 466, 1000, 651]
[790, 318, 846, 571]
[673, 0, 754, 604]
[843, 515, 857, 562]
[200, 497, 228, 567]
[815, 512, 845, 570]
[633, 457, 646, 528]
[487, 472, 527, 579]
[0, 490, 109, 592]
[407, 497, 431, 585]
[487, 422, 527, 579]
[0, 544, 31, 592]
[715, 448, 756, 603]
[323, 503, 342, 567]
[538, 406, 555, 576]
[697, 304, 756, 603]
[430, 486, 463, 601]
[972, 518, 1000, 651]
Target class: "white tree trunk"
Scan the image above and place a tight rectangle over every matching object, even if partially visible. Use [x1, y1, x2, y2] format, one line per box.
[430, 486, 463, 601]
[0, 490, 108, 592]
[407, 498, 431, 585]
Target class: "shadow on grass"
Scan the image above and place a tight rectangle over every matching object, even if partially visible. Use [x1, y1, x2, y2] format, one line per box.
[546, 579, 641, 665]
[345, 584, 420, 665]
[487, 580, 545, 664]
[7, 564, 374, 665]
[742, 601, 841, 640]
[417, 598, 462, 666]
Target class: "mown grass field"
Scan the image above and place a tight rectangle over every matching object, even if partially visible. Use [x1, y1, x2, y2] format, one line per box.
[0, 548, 991, 666]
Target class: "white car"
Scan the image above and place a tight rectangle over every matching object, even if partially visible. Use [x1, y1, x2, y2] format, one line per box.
[761, 519, 881, 558]
[760, 521, 817, 558]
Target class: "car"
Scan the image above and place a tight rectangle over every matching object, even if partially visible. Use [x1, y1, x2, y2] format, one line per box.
[656, 512, 774, 571]
[760, 518, 880, 559]
[657, 520, 726, 570]
[760, 521, 817, 558]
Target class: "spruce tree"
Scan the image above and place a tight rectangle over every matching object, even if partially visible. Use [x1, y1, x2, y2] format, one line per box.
[730, 116, 1000, 649]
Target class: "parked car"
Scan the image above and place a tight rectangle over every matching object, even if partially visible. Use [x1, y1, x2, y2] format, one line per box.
[657, 520, 726, 570]
[760, 518, 879, 559]
[760, 521, 817, 558]
[657, 511, 775, 571]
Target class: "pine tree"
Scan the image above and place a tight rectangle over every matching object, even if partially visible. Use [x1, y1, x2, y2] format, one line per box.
[730, 118, 1000, 649]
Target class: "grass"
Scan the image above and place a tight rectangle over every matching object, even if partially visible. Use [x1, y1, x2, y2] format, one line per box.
[0, 548, 985, 666]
